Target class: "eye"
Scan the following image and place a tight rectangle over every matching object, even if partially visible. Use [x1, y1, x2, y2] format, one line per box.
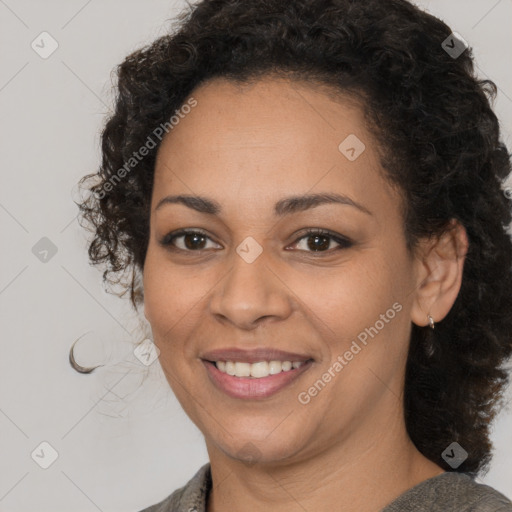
[289, 228, 353, 253]
[159, 229, 221, 252]
[159, 228, 353, 254]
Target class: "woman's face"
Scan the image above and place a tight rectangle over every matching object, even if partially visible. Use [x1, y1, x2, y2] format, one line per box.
[143, 76, 424, 465]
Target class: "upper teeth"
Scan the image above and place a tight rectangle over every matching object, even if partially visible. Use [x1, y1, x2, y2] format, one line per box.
[216, 360, 304, 378]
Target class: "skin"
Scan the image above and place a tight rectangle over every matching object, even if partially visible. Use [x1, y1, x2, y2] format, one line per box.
[142, 76, 469, 512]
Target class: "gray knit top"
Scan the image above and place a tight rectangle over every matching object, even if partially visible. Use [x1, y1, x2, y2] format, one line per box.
[139, 463, 512, 511]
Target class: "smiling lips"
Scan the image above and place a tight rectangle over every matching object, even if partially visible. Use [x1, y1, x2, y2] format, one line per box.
[201, 348, 314, 399]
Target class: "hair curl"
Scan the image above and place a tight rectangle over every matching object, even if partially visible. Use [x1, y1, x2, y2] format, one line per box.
[77, 0, 512, 475]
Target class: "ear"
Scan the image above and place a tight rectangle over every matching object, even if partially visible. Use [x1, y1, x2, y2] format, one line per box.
[410, 218, 469, 327]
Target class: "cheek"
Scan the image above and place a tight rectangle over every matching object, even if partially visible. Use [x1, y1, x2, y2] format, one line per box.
[297, 260, 409, 410]
[143, 248, 189, 336]
[142, 247, 216, 348]
[295, 256, 401, 331]
[292, 250, 412, 383]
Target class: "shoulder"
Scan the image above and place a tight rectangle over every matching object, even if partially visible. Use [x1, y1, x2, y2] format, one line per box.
[137, 463, 211, 512]
[382, 471, 512, 512]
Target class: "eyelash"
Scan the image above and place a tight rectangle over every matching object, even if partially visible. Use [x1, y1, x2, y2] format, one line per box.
[159, 228, 353, 255]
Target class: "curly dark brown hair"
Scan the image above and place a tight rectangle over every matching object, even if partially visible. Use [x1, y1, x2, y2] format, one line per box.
[77, 0, 512, 476]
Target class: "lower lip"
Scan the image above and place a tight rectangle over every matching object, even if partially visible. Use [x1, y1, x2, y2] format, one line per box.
[202, 360, 313, 400]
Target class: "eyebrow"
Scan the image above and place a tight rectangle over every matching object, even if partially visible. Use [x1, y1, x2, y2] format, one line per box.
[155, 192, 372, 217]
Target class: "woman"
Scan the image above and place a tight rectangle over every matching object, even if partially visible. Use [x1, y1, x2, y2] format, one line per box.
[76, 0, 512, 510]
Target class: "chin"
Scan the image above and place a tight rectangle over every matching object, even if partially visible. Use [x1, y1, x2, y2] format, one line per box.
[207, 424, 307, 466]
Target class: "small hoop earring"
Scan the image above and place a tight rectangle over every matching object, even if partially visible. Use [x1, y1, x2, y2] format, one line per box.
[427, 313, 435, 330]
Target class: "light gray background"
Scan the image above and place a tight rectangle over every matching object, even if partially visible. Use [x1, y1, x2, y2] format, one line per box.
[0, 1, 511, 510]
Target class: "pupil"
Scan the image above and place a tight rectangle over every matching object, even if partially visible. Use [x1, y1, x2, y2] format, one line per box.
[308, 235, 329, 251]
[185, 233, 205, 250]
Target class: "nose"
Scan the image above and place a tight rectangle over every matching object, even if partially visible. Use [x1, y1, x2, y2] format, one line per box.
[208, 248, 293, 330]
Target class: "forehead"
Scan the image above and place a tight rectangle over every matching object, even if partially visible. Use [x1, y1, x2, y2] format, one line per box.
[152, 76, 397, 217]
[156, 75, 367, 161]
